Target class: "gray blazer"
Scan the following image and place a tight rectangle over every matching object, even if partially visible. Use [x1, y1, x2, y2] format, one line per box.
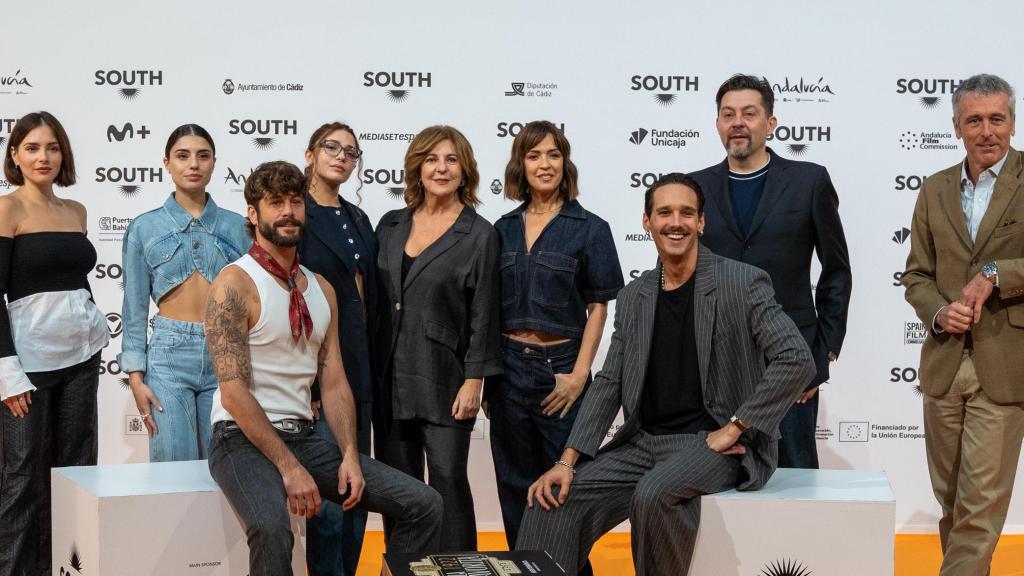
[375, 206, 503, 429]
[566, 245, 815, 490]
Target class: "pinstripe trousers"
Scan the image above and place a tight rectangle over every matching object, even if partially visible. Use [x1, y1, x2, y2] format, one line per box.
[517, 430, 741, 575]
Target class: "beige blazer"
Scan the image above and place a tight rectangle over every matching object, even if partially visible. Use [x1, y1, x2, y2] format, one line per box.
[903, 147, 1024, 403]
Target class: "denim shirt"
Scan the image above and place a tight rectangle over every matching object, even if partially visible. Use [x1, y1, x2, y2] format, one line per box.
[118, 193, 250, 373]
[495, 199, 624, 339]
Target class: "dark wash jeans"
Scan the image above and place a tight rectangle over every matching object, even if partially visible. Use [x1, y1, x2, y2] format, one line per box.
[777, 393, 819, 469]
[306, 404, 372, 576]
[0, 353, 100, 576]
[208, 420, 443, 576]
[488, 337, 588, 549]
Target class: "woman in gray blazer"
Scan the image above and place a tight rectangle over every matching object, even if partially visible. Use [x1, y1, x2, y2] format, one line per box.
[374, 125, 502, 552]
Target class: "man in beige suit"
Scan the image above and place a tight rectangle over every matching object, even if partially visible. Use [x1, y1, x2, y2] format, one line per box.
[903, 73, 1024, 575]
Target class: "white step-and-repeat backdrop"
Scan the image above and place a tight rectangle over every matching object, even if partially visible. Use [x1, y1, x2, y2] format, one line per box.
[3, 0, 1023, 533]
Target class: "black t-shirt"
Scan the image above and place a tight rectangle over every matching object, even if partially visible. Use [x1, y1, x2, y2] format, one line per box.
[640, 275, 719, 435]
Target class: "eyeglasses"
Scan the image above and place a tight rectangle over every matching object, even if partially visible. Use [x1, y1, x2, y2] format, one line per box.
[319, 139, 362, 161]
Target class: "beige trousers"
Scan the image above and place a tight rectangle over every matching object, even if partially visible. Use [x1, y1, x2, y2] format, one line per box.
[924, 349, 1024, 576]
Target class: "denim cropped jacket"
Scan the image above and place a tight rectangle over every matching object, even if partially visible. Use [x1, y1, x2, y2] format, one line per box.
[494, 199, 624, 340]
[117, 193, 250, 373]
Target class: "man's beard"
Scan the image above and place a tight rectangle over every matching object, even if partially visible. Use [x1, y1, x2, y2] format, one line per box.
[258, 218, 303, 248]
[726, 138, 755, 160]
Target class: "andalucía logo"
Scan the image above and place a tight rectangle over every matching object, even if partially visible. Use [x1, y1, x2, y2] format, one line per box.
[0, 69, 33, 95]
[94, 69, 163, 100]
[759, 558, 813, 576]
[107, 123, 150, 142]
[59, 543, 83, 575]
[223, 167, 255, 192]
[765, 75, 835, 103]
[630, 74, 699, 106]
[766, 125, 831, 155]
[363, 71, 432, 102]
[228, 119, 298, 150]
[896, 78, 963, 108]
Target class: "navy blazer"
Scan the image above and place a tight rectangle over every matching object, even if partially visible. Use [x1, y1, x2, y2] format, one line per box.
[298, 195, 379, 417]
[691, 147, 852, 388]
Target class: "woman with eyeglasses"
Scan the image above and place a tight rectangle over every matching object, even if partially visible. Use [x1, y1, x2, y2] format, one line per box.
[1, 111, 108, 576]
[375, 125, 502, 552]
[298, 122, 378, 576]
[488, 120, 623, 552]
[119, 124, 250, 462]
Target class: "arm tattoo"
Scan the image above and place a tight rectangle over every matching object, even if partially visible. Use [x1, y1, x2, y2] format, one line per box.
[205, 286, 253, 389]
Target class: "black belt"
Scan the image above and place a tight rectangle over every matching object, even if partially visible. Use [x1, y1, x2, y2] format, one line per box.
[216, 419, 313, 433]
[964, 331, 974, 350]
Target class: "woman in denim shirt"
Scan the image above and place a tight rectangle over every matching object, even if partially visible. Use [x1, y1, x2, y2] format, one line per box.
[119, 125, 249, 462]
[489, 121, 624, 550]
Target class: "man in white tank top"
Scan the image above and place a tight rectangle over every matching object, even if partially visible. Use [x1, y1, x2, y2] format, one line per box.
[205, 162, 442, 574]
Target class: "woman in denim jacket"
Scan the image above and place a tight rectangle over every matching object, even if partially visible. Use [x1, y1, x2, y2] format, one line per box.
[489, 121, 624, 550]
[119, 125, 249, 462]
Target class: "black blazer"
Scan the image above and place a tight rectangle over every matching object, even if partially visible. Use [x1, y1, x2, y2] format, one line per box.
[375, 206, 503, 429]
[299, 195, 379, 416]
[691, 148, 852, 388]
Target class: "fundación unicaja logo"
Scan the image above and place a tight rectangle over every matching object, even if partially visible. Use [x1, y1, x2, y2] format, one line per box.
[759, 558, 813, 576]
[892, 227, 911, 245]
[629, 128, 649, 145]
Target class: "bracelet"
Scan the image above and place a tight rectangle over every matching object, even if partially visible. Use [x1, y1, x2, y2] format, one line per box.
[555, 460, 576, 475]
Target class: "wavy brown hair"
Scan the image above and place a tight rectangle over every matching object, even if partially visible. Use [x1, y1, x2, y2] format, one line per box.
[504, 120, 578, 203]
[4, 111, 77, 187]
[304, 121, 364, 203]
[243, 161, 306, 236]
[403, 125, 480, 210]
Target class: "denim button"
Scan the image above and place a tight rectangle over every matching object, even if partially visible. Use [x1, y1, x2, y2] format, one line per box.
[354, 253, 361, 260]
[193, 241, 200, 250]
[523, 347, 532, 354]
[395, 303, 401, 311]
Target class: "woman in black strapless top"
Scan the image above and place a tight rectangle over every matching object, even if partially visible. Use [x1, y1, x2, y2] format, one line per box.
[0, 112, 108, 576]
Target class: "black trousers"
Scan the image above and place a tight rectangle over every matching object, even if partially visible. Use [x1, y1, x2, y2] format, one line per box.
[0, 353, 100, 576]
[375, 418, 476, 551]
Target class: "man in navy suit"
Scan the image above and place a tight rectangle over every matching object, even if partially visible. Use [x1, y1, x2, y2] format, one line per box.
[691, 74, 852, 469]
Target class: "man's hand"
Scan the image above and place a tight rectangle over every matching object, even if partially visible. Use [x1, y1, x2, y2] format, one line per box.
[451, 379, 482, 420]
[338, 455, 365, 511]
[936, 302, 973, 334]
[959, 272, 996, 324]
[796, 386, 818, 404]
[526, 463, 574, 511]
[2, 391, 31, 417]
[541, 372, 586, 418]
[310, 399, 322, 421]
[706, 424, 746, 455]
[281, 464, 321, 518]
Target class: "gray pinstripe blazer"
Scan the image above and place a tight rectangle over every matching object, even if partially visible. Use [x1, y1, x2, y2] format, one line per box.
[565, 245, 815, 490]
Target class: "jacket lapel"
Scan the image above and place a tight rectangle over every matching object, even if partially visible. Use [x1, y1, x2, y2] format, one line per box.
[384, 209, 411, 300]
[402, 206, 475, 290]
[939, 171, 973, 251]
[693, 246, 716, 391]
[972, 149, 1022, 257]
[745, 149, 788, 240]
[304, 196, 355, 276]
[628, 267, 659, 414]
[707, 160, 744, 242]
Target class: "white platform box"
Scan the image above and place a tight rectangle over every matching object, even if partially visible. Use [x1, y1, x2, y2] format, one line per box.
[52, 460, 305, 575]
[690, 468, 895, 575]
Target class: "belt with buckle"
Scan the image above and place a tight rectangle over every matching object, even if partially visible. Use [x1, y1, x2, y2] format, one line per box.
[219, 419, 312, 433]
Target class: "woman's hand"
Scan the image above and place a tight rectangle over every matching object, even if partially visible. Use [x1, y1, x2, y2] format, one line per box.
[128, 371, 163, 437]
[3, 391, 31, 417]
[451, 378, 483, 420]
[542, 372, 587, 418]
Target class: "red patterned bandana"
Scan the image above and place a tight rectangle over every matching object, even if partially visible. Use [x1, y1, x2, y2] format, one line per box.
[248, 243, 313, 341]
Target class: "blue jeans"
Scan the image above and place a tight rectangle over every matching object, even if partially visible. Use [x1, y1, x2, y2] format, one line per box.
[146, 316, 217, 462]
[306, 403, 371, 576]
[488, 337, 587, 549]
[777, 393, 819, 469]
[208, 420, 443, 576]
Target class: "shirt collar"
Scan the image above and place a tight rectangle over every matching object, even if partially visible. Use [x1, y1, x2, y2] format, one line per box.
[500, 198, 586, 220]
[162, 192, 220, 231]
[961, 151, 1009, 187]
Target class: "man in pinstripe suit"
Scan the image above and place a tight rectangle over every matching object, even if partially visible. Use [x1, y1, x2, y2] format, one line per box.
[516, 173, 815, 575]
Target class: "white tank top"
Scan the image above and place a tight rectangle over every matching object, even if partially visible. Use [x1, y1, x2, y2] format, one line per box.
[210, 253, 330, 424]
